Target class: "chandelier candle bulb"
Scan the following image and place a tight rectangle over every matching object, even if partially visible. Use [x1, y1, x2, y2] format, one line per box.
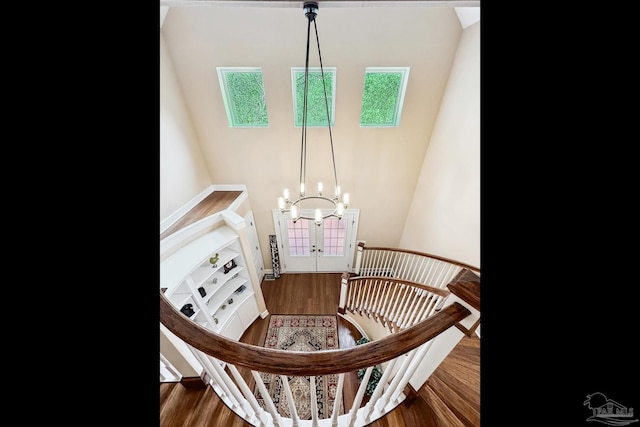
[315, 209, 322, 225]
[343, 193, 350, 206]
[335, 185, 341, 197]
[278, 197, 285, 210]
[300, 182, 305, 197]
[283, 188, 290, 201]
[291, 205, 298, 220]
[337, 202, 344, 216]
[317, 181, 323, 194]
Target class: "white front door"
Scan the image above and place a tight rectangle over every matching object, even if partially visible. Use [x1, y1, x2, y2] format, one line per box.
[273, 209, 359, 273]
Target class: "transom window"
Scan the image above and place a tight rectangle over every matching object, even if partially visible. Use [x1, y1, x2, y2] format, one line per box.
[360, 67, 410, 127]
[216, 67, 268, 127]
[291, 67, 336, 127]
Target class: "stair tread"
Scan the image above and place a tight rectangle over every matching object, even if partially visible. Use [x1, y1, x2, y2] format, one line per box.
[160, 383, 208, 427]
[427, 372, 480, 427]
[421, 384, 468, 427]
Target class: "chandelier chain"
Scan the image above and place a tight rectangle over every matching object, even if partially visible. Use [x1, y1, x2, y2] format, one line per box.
[277, 1, 350, 225]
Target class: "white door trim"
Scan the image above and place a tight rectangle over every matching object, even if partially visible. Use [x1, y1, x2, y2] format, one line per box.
[272, 209, 359, 273]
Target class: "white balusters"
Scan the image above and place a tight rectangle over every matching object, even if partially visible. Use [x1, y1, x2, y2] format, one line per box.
[310, 376, 318, 427]
[397, 287, 418, 328]
[362, 358, 398, 423]
[191, 349, 242, 412]
[227, 365, 266, 426]
[252, 371, 283, 427]
[346, 366, 373, 427]
[390, 340, 434, 403]
[376, 347, 418, 410]
[399, 288, 421, 328]
[363, 278, 374, 316]
[331, 373, 345, 427]
[279, 374, 300, 427]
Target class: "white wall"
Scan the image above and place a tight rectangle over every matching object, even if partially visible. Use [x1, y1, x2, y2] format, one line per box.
[399, 22, 480, 268]
[160, 6, 463, 268]
[160, 6, 479, 271]
[160, 31, 212, 222]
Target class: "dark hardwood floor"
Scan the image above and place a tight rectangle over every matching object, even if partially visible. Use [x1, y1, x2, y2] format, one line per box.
[160, 273, 480, 427]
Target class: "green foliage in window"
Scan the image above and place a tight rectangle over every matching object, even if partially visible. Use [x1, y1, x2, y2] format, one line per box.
[295, 71, 334, 127]
[226, 72, 268, 127]
[360, 72, 402, 127]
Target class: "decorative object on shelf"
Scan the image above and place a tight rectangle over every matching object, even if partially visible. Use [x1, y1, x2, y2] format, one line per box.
[234, 285, 247, 295]
[232, 273, 239, 279]
[197, 287, 206, 297]
[209, 253, 219, 268]
[213, 317, 219, 324]
[180, 303, 195, 318]
[228, 298, 233, 305]
[212, 277, 218, 284]
[270, 235, 280, 279]
[223, 259, 237, 274]
[355, 337, 383, 396]
[276, 1, 350, 226]
[221, 304, 227, 310]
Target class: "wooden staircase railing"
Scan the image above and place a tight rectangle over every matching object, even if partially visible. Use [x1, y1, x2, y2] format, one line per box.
[160, 279, 477, 427]
[353, 243, 480, 290]
[341, 275, 450, 333]
[160, 242, 480, 426]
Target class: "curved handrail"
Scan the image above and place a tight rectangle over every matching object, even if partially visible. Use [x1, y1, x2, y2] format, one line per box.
[160, 290, 471, 376]
[342, 276, 452, 333]
[356, 242, 480, 273]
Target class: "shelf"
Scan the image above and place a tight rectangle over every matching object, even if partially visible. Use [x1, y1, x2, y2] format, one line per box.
[169, 292, 193, 310]
[211, 290, 254, 334]
[207, 277, 249, 315]
[160, 225, 239, 291]
[200, 266, 245, 304]
[190, 248, 239, 286]
[213, 295, 253, 329]
[180, 306, 201, 321]
[160, 224, 260, 338]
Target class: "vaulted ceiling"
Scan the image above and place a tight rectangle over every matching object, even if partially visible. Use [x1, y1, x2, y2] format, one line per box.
[160, 1, 480, 29]
[160, 0, 481, 252]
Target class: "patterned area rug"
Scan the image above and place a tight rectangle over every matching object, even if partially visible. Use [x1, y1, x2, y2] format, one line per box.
[254, 314, 343, 420]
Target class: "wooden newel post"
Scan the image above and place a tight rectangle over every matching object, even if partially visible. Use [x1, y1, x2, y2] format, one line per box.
[408, 273, 481, 393]
[338, 272, 350, 315]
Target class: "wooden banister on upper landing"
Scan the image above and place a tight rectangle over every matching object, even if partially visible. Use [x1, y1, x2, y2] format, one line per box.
[160, 290, 471, 376]
[354, 244, 479, 291]
[356, 243, 480, 274]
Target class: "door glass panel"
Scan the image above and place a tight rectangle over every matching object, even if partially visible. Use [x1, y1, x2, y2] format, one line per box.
[287, 219, 310, 256]
[323, 218, 345, 256]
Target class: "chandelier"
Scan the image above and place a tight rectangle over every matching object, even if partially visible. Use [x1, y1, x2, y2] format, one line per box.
[277, 1, 350, 226]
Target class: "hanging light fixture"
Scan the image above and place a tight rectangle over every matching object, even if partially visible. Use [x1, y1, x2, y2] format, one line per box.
[277, 1, 350, 226]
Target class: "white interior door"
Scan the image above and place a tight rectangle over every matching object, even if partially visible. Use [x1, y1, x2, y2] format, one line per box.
[244, 210, 265, 283]
[273, 209, 359, 273]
